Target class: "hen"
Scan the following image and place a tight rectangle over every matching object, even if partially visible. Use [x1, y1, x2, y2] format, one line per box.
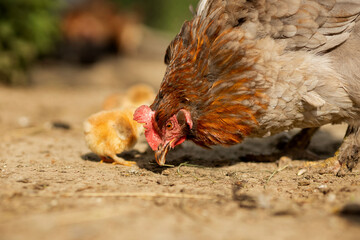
[61, 0, 142, 63]
[134, 0, 360, 173]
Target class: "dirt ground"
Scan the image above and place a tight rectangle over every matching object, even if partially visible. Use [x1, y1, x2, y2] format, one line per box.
[1, 29, 360, 240]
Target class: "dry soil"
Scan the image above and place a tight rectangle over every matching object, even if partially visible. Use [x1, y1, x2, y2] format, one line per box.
[0, 29, 359, 240]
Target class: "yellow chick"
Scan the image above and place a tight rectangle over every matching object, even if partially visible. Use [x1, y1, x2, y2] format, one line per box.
[84, 84, 155, 166]
[84, 108, 142, 166]
[126, 84, 155, 107]
[102, 84, 154, 110]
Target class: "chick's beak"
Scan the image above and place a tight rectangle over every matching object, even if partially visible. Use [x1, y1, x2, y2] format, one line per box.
[154, 140, 173, 166]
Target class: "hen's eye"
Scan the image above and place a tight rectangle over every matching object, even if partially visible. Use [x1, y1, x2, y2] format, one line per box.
[166, 122, 173, 130]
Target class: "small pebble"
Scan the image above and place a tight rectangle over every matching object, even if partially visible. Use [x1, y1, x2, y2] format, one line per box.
[326, 193, 336, 203]
[128, 169, 138, 175]
[162, 169, 171, 176]
[233, 180, 247, 190]
[318, 184, 331, 194]
[18, 116, 31, 127]
[298, 180, 310, 186]
[16, 178, 30, 183]
[297, 169, 307, 176]
[52, 121, 71, 130]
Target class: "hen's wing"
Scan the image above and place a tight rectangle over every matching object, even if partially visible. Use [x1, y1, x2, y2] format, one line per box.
[197, 0, 360, 53]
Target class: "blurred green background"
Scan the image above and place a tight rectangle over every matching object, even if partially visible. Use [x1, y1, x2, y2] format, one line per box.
[0, 0, 61, 85]
[0, 0, 198, 85]
[115, 0, 197, 32]
[114, 0, 198, 33]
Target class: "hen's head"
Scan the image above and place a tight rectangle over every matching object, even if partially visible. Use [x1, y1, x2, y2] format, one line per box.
[133, 105, 193, 165]
[134, 1, 268, 164]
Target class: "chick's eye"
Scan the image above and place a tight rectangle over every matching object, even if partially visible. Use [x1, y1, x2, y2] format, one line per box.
[166, 122, 173, 130]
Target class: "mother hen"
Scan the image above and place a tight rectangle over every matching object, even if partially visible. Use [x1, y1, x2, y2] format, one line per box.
[134, 0, 360, 174]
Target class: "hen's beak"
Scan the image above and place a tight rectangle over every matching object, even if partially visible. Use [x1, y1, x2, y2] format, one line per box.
[154, 140, 173, 166]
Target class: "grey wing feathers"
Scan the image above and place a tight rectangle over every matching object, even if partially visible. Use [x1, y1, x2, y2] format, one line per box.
[196, 0, 360, 53]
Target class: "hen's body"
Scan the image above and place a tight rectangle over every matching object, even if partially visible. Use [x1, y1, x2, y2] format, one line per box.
[141, 0, 360, 170]
[254, 20, 360, 138]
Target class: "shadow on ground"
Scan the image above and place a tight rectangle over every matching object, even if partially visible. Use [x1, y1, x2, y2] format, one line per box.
[80, 128, 342, 174]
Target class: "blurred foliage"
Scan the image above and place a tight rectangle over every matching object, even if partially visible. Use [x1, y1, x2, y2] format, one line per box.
[113, 0, 198, 33]
[0, 0, 198, 85]
[0, 0, 61, 85]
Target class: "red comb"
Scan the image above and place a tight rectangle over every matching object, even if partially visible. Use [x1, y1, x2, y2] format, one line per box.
[133, 105, 161, 151]
[133, 105, 153, 124]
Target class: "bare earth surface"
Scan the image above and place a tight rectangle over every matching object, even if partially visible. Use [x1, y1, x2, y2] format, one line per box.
[1, 30, 360, 240]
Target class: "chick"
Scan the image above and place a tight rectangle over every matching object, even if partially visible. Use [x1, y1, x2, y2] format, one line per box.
[84, 108, 141, 166]
[102, 84, 154, 110]
[84, 84, 155, 166]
